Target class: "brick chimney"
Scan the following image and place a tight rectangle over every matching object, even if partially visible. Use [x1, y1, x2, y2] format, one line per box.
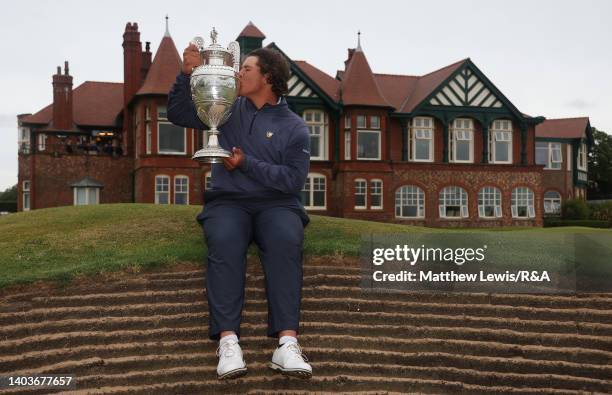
[141, 41, 152, 84]
[52, 61, 73, 130]
[344, 48, 355, 70]
[122, 22, 142, 106]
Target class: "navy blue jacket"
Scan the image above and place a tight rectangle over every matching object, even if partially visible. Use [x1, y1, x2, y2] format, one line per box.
[167, 73, 311, 202]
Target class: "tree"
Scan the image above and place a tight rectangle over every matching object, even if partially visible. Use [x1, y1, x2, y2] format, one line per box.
[0, 184, 17, 202]
[588, 127, 612, 199]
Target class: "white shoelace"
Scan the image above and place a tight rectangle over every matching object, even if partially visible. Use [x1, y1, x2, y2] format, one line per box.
[216, 340, 238, 358]
[286, 342, 309, 362]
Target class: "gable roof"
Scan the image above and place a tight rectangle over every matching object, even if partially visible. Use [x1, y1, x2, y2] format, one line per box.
[340, 49, 391, 108]
[137, 35, 182, 96]
[21, 81, 123, 127]
[238, 21, 265, 39]
[398, 58, 467, 113]
[536, 117, 590, 139]
[294, 60, 340, 101]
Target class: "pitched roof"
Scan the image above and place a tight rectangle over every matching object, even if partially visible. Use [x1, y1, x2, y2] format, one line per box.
[137, 36, 181, 96]
[21, 81, 123, 127]
[373, 73, 419, 110]
[70, 176, 104, 188]
[238, 21, 265, 39]
[536, 117, 590, 139]
[340, 49, 391, 108]
[293, 60, 340, 101]
[399, 58, 467, 113]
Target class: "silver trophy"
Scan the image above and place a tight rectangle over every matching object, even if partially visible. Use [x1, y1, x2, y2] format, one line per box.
[190, 28, 240, 163]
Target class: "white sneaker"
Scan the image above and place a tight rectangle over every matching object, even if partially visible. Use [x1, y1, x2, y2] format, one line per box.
[216, 339, 247, 380]
[270, 341, 312, 379]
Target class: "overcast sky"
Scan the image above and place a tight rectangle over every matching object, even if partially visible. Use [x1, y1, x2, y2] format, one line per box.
[1, 0, 610, 191]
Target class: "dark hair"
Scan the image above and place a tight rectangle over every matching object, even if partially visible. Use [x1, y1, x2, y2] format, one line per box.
[247, 48, 290, 97]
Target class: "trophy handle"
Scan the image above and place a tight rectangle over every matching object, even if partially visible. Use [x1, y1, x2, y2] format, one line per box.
[227, 41, 241, 73]
[191, 36, 205, 52]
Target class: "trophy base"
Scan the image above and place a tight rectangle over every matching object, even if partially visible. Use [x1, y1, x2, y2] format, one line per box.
[192, 147, 231, 164]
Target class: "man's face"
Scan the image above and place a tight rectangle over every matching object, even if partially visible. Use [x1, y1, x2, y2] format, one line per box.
[238, 56, 269, 97]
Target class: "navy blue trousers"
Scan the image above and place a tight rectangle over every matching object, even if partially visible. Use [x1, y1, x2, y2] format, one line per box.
[197, 196, 309, 340]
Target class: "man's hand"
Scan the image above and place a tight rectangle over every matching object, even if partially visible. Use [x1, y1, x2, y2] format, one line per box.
[223, 147, 245, 171]
[182, 43, 202, 75]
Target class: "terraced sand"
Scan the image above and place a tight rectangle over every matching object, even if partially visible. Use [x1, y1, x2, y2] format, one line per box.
[0, 257, 610, 394]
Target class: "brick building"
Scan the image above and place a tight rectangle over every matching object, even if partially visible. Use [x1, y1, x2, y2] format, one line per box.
[16, 21, 592, 227]
[535, 117, 593, 215]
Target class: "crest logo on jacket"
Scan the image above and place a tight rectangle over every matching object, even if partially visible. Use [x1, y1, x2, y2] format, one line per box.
[265, 131, 274, 139]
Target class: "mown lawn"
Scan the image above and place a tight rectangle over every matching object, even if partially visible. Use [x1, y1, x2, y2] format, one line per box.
[0, 204, 610, 288]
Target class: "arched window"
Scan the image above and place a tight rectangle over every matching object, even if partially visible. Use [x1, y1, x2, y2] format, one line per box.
[511, 187, 535, 218]
[478, 187, 502, 218]
[543, 191, 562, 214]
[395, 185, 425, 218]
[439, 186, 468, 218]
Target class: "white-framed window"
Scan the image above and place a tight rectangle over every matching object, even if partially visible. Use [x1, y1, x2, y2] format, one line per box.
[478, 187, 502, 218]
[22, 180, 30, 211]
[511, 187, 535, 218]
[174, 176, 189, 205]
[303, 109, 327, 160]
[146, 123, 152, 154]
[395, 185, 425, 218]
[370, 179, 383, 209]
[370, 116, 380, 129]
[73, 187, 100, 206]
[37, 133, 47, 151]
[536, 142, 562, 169]
[439, 186, 468, 218]
[577, 142, 587, 171]
[411, 117, 434, 162]
[204, 171, 212, 190]
[155, 175, 170, 204]
[301, 173, 326, 209]
[356, 115, 366, 129]
[489, 120, 512, 164]
[357, 130, 381, 160]
[18, 127, 31, 153]
[344, 130, 351, 160]
[543, 191, 562, 215]
[567, 144, 572, 171]
[354, 179, 367, 209]
[450, 118, 473, 163]
[157, 105, 185, 154]
[344, 114, 351, 129]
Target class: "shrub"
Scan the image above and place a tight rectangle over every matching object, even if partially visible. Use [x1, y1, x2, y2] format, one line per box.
[543, 218, 611, 228]
[589, 201, 612, 221]
[562, 199, 590, 220]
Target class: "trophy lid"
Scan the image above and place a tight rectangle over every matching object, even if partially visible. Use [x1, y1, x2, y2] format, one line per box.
[192, 28, 240, 71]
